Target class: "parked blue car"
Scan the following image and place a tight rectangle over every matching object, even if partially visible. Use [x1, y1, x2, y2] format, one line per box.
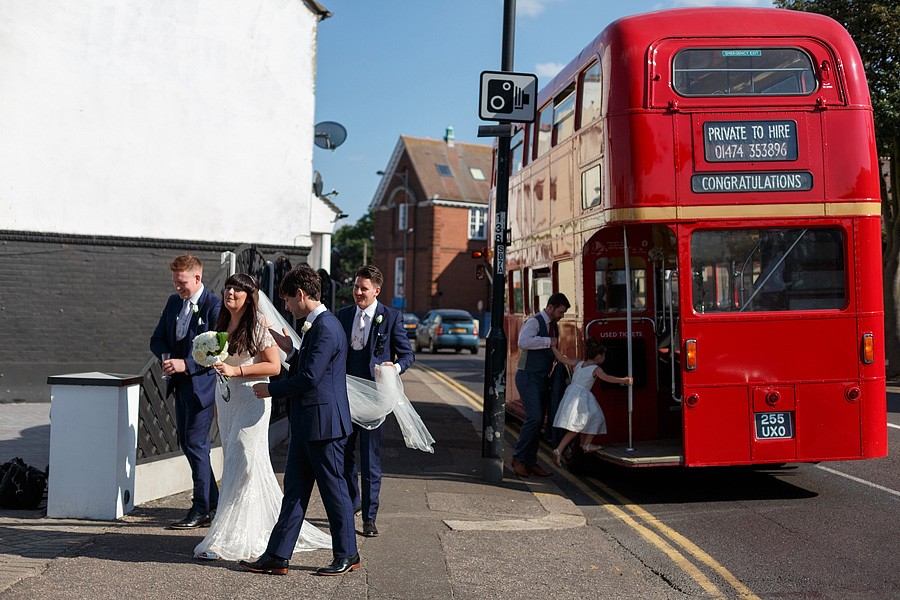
[415, 309, 479, 354]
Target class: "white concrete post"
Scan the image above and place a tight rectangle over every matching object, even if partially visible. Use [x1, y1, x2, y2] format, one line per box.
[47, 372, 141, 520]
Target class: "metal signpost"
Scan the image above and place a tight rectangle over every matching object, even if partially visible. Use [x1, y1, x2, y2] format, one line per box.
[477, 0, 537, 483]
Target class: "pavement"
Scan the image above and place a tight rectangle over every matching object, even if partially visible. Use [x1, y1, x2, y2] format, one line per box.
[0, 366, 686, 600]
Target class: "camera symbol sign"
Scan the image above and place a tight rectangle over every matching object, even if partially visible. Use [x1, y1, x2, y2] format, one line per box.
[479, 71, 538, 122]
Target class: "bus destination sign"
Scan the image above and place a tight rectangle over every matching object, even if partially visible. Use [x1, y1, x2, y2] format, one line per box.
[703, 120, 798, 163]
[691, 171, 813, 193]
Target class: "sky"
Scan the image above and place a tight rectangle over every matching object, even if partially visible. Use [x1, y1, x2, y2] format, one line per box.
[312, 0, 775, 225]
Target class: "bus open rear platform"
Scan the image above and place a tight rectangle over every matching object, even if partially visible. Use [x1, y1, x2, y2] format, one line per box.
[595, 439, 683, 467]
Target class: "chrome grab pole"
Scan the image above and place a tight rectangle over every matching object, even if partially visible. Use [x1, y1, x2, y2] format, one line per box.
[623, 226, 634, 452]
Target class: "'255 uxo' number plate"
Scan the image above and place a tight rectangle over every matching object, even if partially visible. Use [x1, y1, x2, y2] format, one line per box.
[754, 411, 794, 440]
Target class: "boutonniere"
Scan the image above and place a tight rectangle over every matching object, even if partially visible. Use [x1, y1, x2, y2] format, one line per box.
[374, 314, 383, 326]
[192, 304, 199, 314]
[301, 322, 312, 334]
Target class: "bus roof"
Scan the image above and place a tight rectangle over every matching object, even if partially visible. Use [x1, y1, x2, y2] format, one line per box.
[536, 7, 868, 113]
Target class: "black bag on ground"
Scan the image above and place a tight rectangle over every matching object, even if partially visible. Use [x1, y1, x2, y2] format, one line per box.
[0, 457, 47, 509]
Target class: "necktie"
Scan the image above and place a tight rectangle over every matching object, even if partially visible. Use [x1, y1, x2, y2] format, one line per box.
[176, 300, 192, 340]
[351, 312, 367, 350]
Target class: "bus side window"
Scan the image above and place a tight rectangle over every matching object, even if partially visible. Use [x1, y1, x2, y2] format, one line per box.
[531, 268, 553, 309]
[534, 105, 552, 158]
[553, 84, 576, 144]
[579, 61, 602, 126]
[510, 128, 525, 174]
[510, 270, 525, 314]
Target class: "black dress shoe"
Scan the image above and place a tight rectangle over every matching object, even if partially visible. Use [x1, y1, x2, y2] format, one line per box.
[362, 520, 379, 537]
[169, 509, 212, 529]
[315, 553, 361, 576]
[239, 553, 289, 576]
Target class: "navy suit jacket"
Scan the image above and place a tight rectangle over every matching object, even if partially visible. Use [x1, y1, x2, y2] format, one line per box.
[268, 309, 353, 442]
[150, 287, 222, 408]
[338, 301, 414, 380]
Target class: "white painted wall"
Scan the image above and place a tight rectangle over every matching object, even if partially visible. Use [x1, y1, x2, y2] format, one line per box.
[0, 1, 321, 247]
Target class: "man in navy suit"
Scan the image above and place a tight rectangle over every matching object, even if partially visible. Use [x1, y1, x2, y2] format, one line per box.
[338, 265, 414, 538]
[242, 264, 359, 577]
[150, 254, 222, 529]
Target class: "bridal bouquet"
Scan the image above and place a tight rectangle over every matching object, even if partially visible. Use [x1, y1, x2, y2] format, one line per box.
[192, 331, 229, 366]
[192, 331, 231, 400]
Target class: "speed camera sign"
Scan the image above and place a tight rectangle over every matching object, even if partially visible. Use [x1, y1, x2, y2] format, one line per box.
[479, 71, 538, 122]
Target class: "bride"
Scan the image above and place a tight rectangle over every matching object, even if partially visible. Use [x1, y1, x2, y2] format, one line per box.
[193, 273, 331, 561]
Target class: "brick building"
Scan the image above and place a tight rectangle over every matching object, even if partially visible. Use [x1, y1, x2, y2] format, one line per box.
[370, 130, 492, 322]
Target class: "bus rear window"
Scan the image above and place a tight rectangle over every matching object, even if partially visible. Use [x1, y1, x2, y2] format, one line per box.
[690, 227, 845, 313]
[673, 48, 817, 96]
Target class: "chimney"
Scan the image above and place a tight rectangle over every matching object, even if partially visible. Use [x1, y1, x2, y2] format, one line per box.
[444, 125, 455, 147]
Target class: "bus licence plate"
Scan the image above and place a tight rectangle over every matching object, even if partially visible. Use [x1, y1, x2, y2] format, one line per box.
[754, 411, 794, 440]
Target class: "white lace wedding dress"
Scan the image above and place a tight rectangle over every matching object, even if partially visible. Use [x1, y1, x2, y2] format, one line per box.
[193, 317, 332, 561]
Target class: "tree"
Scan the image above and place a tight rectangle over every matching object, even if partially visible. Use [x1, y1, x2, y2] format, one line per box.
[775, 1, 900, 374]
[330, 210, 374, 306]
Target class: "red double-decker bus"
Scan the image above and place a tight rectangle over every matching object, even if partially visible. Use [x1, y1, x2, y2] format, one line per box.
[496, 7, 887, 466]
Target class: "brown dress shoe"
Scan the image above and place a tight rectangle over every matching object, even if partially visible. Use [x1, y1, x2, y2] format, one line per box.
[511, 459, 530, 477]
[529, 464, 552, 477]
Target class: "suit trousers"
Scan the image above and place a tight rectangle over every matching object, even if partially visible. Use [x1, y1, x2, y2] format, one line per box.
[174, 389, 219, 514]
[512, 369, 550, 467]
[344, 423, 383, 521]
[267, 435, 358, 561]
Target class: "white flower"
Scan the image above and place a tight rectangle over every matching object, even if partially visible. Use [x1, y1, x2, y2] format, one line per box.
[192, 331, 229, 366]
[301, 322, 312, 334]
[374, 314, 383, 326]
[192, 304, 199, 314]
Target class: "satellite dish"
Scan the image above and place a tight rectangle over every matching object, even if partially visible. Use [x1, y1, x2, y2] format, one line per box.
[314, 121, 347, 150]
[312, 171, 324, 196]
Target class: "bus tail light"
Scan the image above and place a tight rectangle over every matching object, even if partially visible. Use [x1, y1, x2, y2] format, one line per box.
[685, 339, 698, 371]
[861, 333, 874, 364]
[845, 386, 861, 402]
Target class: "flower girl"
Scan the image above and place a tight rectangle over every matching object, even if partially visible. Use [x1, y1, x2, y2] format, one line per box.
[549, 338, 632, 467]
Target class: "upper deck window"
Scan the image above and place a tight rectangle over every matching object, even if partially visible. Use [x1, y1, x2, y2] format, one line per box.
[673, 48, 817, 97]
[553, 84, 576, 144]
[511, 128, 525, 174]
[579, 62, 602, 125]
[535, 105, 552, 158]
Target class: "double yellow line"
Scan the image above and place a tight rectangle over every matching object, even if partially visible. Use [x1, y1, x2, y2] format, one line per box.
[415, 363, 759, 600]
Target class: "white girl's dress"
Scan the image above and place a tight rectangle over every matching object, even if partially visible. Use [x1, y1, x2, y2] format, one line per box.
[194, 317, 331, 561]
[552, 361, 607, 435]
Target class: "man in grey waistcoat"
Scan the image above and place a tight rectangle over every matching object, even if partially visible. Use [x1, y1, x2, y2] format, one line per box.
[511, 292, 571, 477]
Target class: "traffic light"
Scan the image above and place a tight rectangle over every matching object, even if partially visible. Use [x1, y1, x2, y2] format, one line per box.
[472, 247, 492, 283]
